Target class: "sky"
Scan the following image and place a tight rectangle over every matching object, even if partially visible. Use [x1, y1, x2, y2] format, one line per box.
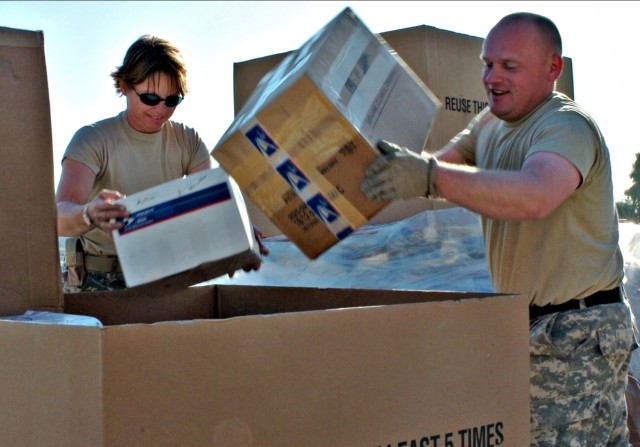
[1, 0, 638, 201]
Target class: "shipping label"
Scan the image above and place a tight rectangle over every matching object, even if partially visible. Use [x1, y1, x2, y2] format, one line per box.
[242, 119, 354, 241]
[117, 182, 231, 236]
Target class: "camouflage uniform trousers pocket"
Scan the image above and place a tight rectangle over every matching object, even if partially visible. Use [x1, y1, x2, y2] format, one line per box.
[80, 271, 127, 292]
[62, 261, 127, 293]
[530, 303, 637, 446]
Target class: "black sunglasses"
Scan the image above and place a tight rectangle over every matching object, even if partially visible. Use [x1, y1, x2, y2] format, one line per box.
[133, 88, 183, 107]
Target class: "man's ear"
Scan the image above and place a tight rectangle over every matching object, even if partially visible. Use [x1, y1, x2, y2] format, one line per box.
[549, 53, 564, 82]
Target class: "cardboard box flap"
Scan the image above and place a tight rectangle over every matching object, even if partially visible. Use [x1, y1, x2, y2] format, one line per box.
[0, 26, 44, 47]
[215, 284, 500, 318]
[99, 291, 529, 446]
[0, 26, 63, 316]
[0, 322, 104, 446]
[65, 285, 216, 325]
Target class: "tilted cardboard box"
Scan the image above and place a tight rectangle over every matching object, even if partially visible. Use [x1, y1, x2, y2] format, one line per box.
[0, 24, 531, 447]
[232, 21, 575, 236]
[212, 7, 441, 259]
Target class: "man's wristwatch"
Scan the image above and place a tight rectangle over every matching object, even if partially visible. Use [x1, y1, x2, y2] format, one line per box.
[82, 204, 94, 227]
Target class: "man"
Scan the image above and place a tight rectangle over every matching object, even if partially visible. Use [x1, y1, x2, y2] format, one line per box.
[361, 12, 637, 445]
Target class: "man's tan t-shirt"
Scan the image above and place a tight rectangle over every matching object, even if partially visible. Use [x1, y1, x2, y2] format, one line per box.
[451, 92, 623, 306]
[63, 111, 212, 256]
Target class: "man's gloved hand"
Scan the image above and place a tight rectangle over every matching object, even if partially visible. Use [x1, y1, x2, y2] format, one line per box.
[360, 140, 438, 201]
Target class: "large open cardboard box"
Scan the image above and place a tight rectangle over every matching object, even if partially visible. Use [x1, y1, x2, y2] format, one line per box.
[0, 25, 531, 446]
[2, 285, 530, 447]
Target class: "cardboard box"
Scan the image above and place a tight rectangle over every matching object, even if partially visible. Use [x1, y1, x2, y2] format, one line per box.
[232, 22, 575, 234]
[0, 25, 531, 447]
[0, 26, 63, 314]
[212, 7, 441, 259]
[0, 285, 531, 447]
[112, 167, 260, 288]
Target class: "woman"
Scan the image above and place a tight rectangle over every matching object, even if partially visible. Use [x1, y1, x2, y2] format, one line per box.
[56, 35, 266, 292]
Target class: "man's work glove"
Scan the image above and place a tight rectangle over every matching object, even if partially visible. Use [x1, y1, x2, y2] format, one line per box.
[360, 140, 438, 202]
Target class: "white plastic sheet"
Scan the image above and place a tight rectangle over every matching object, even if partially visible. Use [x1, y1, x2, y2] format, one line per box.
[206, 207, 492, 292]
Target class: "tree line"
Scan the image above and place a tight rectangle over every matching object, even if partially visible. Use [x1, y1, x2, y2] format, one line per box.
[617, 153, 640, 222]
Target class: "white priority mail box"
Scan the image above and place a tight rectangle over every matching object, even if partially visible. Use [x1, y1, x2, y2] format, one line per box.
[112, 167, 260, 288]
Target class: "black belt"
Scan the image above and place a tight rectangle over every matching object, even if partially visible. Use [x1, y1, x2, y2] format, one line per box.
[529, 286, 623, 321]
[84, 254, 122, 273]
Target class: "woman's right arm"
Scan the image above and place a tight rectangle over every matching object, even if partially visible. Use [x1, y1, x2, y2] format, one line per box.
[56, 159, 128, 236]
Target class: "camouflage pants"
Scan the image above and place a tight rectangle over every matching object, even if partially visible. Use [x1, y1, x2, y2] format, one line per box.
[530, 301, 638, 446]
[61, 261, 127, 293]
